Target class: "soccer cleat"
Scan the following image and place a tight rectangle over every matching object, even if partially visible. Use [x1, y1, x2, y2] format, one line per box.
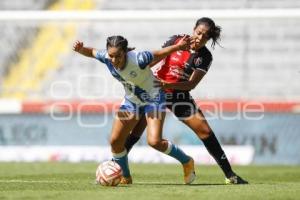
[183, 157, 196, 184]
[225, 174, 249, 184]
[119, 176, 133, 184]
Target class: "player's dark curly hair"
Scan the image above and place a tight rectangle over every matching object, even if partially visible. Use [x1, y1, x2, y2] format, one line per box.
[106, 35, 135, 52]
[195, 17, 221, 49]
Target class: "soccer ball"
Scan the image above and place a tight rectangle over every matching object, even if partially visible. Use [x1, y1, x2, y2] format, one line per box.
[96, 160, 122, 186]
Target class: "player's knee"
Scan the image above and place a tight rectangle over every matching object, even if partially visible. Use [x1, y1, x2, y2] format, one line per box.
[147, 138, 161, 149]
[196, 127, 212, 139]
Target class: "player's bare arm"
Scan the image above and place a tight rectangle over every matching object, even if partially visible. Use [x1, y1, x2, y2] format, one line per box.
[161, 70, 206, 91]
[72, 40, 98, 58]
[150, 35, 191, 66]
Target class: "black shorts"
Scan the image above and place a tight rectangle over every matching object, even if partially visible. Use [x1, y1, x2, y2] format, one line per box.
[164, 91, 199, 118]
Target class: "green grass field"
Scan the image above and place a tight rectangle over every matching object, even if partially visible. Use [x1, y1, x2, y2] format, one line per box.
[0, 163, 299, 200]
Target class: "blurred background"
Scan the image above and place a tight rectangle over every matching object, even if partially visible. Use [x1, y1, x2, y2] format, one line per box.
[0, 0, 299, 165]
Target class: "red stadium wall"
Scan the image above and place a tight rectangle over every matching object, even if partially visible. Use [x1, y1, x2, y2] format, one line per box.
[0, 100, 298, 114]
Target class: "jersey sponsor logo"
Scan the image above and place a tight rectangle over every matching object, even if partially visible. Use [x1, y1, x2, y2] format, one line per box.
[171, 57, 180, 62]
[129, 71, 137, 78]
[169, 67, 189, 80]
[194, 57, 202, 67]
[176, 51, 183, 56]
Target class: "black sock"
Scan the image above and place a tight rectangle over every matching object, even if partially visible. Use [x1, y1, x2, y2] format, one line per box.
[202, 132, 234, 178]
[125, 135, 141, 153]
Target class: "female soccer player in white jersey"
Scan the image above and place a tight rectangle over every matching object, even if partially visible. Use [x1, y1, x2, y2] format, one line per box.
[73, 35, 196, 184]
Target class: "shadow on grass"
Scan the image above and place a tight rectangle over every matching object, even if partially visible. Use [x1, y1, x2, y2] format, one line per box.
[133, 182, 225, 186]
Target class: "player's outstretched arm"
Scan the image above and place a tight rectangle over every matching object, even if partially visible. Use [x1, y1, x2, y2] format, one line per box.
[73, 40, 98, 58]
[150, 35, 190, 66]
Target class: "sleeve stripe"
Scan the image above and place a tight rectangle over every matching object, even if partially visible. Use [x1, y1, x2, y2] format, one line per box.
[147, 52, 153, 62]
[137, 51, 154, 69]
[95, 49, 107, 63]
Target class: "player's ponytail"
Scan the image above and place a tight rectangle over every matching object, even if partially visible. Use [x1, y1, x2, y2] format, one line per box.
[194, 17, 221, 49]
[106, 35, 135, 52]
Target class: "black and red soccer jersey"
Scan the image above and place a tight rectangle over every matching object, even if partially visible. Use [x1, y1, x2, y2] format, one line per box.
[153, 35, 213, 86]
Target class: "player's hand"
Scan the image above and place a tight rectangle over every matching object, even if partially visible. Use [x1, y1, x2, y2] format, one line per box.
[73, 40, 84, 52]
[176, 35, 191, 51]
[190, 35, 201, 47]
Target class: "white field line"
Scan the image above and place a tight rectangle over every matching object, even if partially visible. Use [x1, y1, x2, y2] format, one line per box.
[0, 179, 73, 183]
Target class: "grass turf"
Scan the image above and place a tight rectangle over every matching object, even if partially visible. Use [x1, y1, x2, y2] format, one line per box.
[0, 163, 299, 200]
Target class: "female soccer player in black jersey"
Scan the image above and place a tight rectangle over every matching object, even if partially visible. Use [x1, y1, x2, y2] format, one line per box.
[125, 17, 248, 184]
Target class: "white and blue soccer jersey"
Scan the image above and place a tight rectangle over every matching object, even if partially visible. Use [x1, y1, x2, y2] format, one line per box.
[95, 50, 164, 109]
